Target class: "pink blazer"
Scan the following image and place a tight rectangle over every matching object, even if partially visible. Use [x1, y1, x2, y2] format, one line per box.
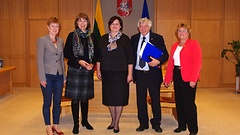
[164, 39, 202, 83]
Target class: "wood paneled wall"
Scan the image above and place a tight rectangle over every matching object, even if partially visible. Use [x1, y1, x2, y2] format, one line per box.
[155, 0, 240, 88]
[0, 0, 239, 87]
[0, 0, 94, 87]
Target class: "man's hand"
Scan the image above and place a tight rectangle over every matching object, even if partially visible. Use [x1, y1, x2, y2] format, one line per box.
[148, 56, 160, 67]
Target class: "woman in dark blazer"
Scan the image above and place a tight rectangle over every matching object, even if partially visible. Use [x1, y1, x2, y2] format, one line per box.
[64, 13, 98, 134]
[37, 17, 66, 135]
[96, 16, 133, 133]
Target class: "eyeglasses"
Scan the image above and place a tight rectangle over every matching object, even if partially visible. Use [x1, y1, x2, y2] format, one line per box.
[178, 29, 188, 33]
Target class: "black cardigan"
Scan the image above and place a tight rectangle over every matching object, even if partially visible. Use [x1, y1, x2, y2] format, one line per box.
[64, 32, 98, 69]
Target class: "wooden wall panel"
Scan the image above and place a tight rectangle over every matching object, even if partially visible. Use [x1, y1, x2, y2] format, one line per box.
[192, 0, 223, 20]
[156, 0, 189, 20]
[172, 0, 190, 19]
[28, 0, 58, 19]
[60, 0, 93, 19]
[223, 21, 240, 54]
[0, 0, 239, 87]
[199, 59, 221, 87]
[222, 20, 240, 85]
[223, 60, 235, 84]
[191, 21, 221, 59]
[156, 20, 174, 51]
[0, 0, 9, 19]
[29, 59, 38, 87]
[225, 0, 240, 20]
[11, 59, 26, 86]
[81, 0, 93, 17]
[10, 20, 25, 57]
[58, 19, 75, 42]
[29, 20, 47, 87]
[9, 20, 26, 85]
[0, 20, 10, 57]
[9, 0, 25, 19]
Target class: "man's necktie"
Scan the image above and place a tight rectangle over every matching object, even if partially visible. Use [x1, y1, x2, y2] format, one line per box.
[139, 37, 146, 68]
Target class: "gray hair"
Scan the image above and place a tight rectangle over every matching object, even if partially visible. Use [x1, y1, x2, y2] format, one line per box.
[137, 17, 152, 28]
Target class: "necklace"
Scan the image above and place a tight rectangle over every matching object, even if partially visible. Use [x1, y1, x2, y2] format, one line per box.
[52, 38, 57, 43]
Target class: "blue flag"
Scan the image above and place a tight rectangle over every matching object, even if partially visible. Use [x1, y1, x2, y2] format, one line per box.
[141, 0, 150, 19]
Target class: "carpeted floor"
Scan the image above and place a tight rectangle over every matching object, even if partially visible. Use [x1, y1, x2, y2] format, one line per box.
[0, 81, 240, 135]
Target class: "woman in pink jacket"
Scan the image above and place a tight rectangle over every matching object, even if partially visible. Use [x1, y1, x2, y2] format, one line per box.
[164, 23, 202, 135]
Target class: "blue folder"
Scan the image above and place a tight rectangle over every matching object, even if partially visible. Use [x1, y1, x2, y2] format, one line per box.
[139, 42, 163, 62]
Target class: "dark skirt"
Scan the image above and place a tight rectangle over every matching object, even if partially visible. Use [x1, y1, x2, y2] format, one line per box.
[101, 70, 129, 106]
[65, 66, 94, 100]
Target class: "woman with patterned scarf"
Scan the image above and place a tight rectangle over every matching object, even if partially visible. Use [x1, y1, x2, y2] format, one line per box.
[96, 16, 133, 133]
[64, 13, 98, 134]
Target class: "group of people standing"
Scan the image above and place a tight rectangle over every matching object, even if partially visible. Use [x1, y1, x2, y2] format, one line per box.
[37, 13, 202, 135]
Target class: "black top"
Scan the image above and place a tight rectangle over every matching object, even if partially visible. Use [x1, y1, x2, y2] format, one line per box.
[98, 33, 133, 71]
[64, 32, 98, 69]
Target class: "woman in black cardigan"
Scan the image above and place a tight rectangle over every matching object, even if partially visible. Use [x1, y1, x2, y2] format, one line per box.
[64, 13, 98, 134]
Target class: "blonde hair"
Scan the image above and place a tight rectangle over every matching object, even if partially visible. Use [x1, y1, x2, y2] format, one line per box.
[175, 23, 191, 39]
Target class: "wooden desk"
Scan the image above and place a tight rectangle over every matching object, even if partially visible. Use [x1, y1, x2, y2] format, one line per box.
[0, 66, 16, 96]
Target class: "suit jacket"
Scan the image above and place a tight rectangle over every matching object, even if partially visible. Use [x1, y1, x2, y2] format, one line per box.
[164, 39, 202, 83]
[131, 32, 169, 83]
[37, 34, 66, 82]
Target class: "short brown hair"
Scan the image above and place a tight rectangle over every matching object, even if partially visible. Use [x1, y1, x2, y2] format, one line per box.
[74, 13, 91, 30]
[108, 16, 123, 32]
[47, 17, 60, 27]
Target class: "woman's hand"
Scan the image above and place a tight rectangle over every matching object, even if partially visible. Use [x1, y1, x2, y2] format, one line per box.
[97, 70, 102, 80]
[40, 81, 47, 88]
[127, 74, 133, 83]
[163, 82, 170, 88]
[190, 81, 196, 88]
[96, 62, 101, 80]
[79, 60, 93, 70]
[85, 63, 93, 70]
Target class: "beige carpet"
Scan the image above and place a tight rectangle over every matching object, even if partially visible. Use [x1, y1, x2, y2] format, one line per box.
[0, 81, 240, 135]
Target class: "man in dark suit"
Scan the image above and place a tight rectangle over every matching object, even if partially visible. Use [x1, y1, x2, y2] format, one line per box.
[131, 18, 169, 133]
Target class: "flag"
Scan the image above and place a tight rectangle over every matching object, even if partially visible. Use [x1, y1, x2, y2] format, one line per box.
[141, 0, 150, 19]
[93, 0, 105, 42]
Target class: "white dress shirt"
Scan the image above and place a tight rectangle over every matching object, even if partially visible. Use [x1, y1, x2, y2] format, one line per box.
[135, 33, 150, 71]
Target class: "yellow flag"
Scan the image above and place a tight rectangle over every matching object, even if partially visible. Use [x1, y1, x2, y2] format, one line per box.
[93, 0, 105, 42]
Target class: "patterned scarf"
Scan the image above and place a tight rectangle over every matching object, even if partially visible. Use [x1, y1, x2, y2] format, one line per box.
[107, 31, 122, 51]
[72, 28, 94, 62]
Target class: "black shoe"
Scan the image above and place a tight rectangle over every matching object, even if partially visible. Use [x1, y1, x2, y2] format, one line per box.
[81, 121, 94, 130]
[72, 124, 79, 134]
[136, 125, 149, 132]
[189, 132, 197, 135]
[107, 125, 114, 130]
[174, 127, 186, 133]
[152, 125, 162, 133]
[113, 128, 120, 133]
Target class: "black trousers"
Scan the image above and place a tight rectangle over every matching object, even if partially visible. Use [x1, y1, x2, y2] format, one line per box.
[173, 67, 198, 134]
[135, 71, 161, 126]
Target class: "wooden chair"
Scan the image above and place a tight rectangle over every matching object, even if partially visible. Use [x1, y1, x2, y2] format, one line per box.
[146, 85, 177, 120]
[60, 86, 71, 117]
